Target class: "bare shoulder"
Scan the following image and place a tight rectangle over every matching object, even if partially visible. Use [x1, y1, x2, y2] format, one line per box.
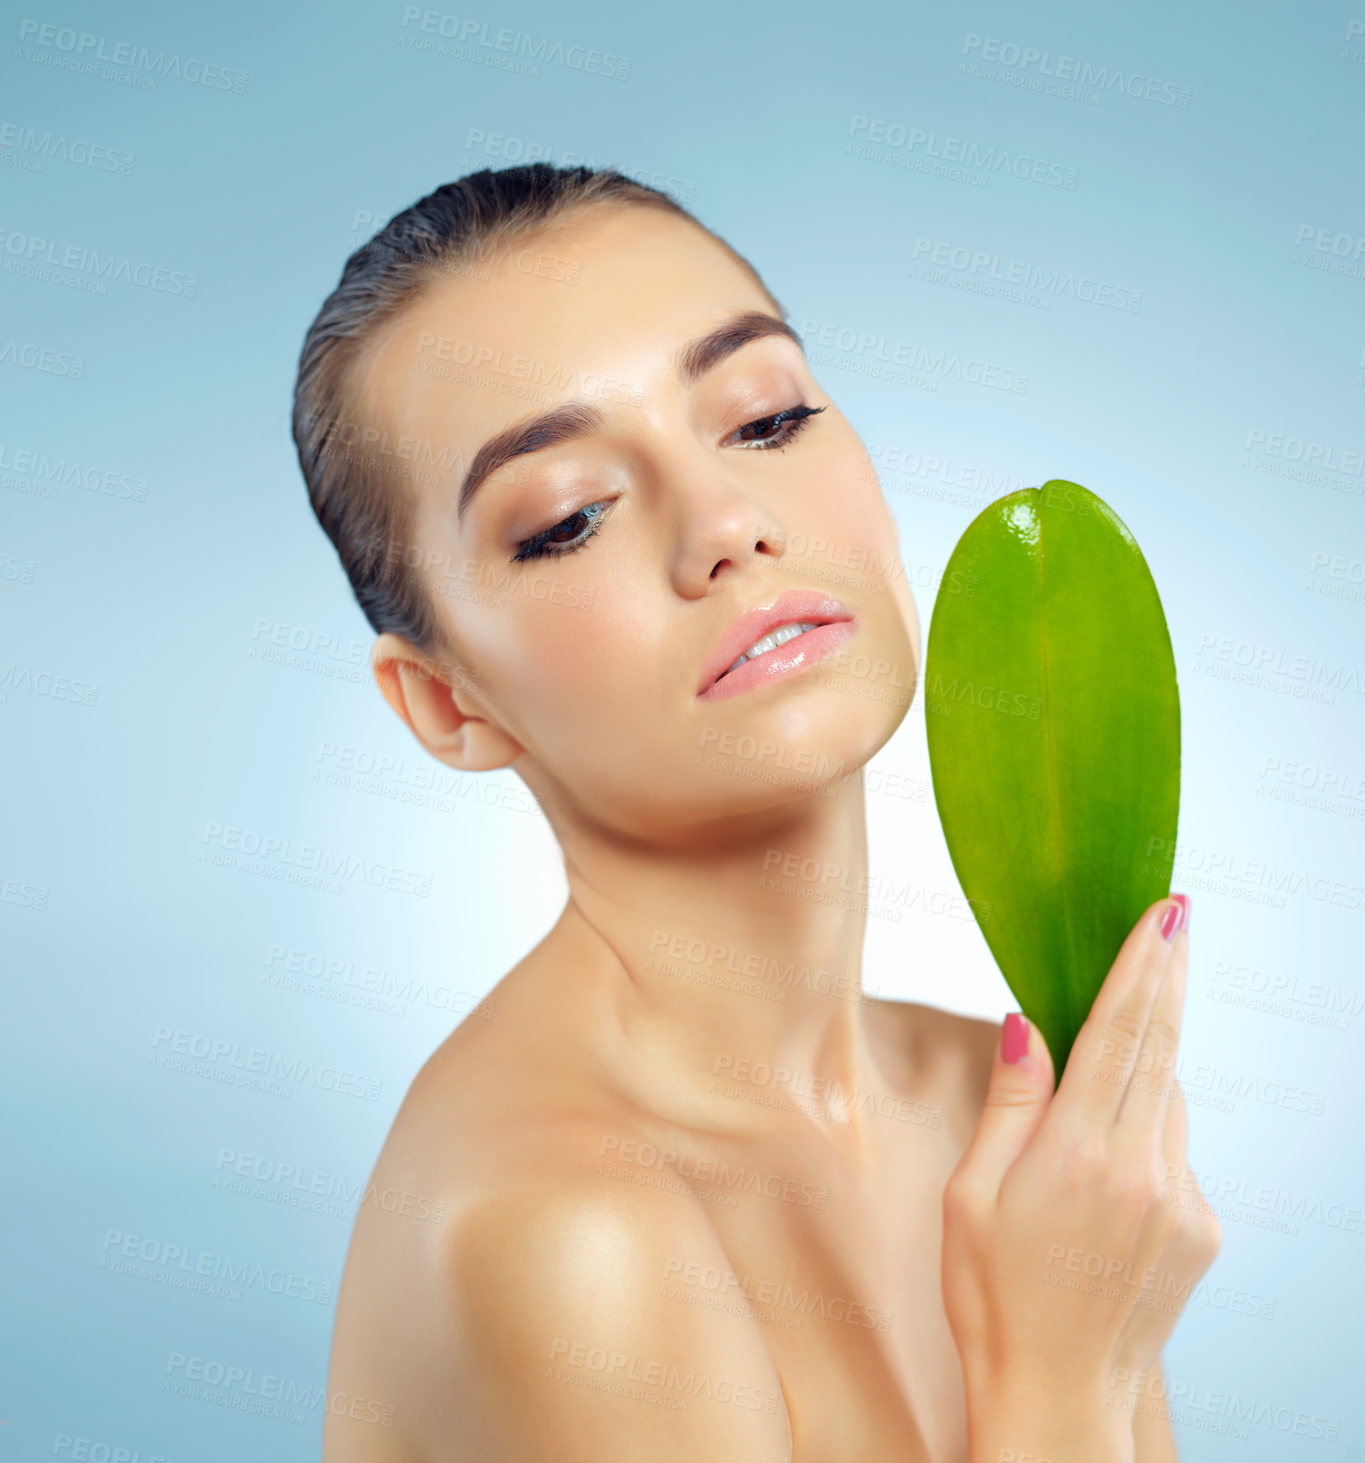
[865, 995, 1002, 1143]
[327, 959, 792, 1462]
[435, 1173, 792, 1461]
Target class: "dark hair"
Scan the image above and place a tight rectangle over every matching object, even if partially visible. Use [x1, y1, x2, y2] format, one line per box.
[291, 163, 780, 662]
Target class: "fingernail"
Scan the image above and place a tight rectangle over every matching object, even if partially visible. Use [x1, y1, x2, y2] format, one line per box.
[1002, 1011, 1029, 1064]
[1171, 893, 1189, 932]
[1160, 899, 1181, 941]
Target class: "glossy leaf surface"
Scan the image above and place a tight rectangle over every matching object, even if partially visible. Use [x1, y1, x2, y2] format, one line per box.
[924, 481, 1180, 1082]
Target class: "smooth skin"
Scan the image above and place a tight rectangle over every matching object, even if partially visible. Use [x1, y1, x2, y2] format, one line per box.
[320, 202, 1220, 1461]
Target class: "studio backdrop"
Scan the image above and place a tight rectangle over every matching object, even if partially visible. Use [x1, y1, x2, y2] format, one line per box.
[3, 1, 1363, 1458]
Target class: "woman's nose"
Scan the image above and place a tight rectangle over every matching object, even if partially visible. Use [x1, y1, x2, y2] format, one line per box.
[653, 441, 790, 593]
[673, 485, 787, 591]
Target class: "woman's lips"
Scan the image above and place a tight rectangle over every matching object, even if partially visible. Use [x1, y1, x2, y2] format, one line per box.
[697, 618, 858, 703]
[696, 590, 854, 697]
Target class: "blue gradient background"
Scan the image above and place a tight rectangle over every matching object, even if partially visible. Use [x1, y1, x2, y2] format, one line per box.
[3, 1, 1363, 1458]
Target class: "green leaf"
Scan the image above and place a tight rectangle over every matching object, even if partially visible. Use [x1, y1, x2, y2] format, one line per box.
[923, 481, 1180, 1083]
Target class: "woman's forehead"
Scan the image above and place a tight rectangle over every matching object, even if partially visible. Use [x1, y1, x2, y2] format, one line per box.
[399, 207, 761, 363]
[359, 208, 778, 464]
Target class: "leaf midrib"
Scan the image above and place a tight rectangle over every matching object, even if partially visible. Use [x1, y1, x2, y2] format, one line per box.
[1035, 496, 1080, 1051]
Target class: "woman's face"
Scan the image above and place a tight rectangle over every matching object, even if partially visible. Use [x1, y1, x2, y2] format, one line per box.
[360, 203, 921, 837]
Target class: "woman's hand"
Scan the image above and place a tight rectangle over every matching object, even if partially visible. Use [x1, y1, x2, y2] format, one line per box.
[941, 894, 1224, 1463]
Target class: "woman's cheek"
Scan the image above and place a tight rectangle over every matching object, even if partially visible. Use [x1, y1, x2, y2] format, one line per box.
[819, 459, 901, 573]
[829, 457, 920, 666]
[502, 584, 639, 730]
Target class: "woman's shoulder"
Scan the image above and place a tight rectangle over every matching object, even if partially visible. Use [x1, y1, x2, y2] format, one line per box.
[864, 994, 1002, 1141]
[335, 958, 790, 1458]
[868, 991, 1001, 1068]
[373, 959, 613, 1204]
[401, 1163, 790, 1459]
[361, 930, 742, 1259]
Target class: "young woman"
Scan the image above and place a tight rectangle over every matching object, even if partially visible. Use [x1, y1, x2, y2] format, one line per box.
[291, 164, 1220, 1462]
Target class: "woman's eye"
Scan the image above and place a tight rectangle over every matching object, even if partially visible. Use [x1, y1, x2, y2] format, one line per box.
[511, 501, 610, 564]
[508, 405, 825, 564]
[729, 403, 826, 450]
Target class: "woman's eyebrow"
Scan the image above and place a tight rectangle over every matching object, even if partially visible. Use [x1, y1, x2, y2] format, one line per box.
[456, 310, 805, 523]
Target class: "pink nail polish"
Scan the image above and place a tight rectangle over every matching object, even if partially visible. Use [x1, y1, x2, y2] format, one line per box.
[1002, 1011, 1028, 1064]
[1171, 893, 1190, 932]
[1160, 900, 1180, 941]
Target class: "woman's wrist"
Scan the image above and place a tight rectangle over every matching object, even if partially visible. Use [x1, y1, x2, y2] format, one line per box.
[965, 1378, 1135, 1463]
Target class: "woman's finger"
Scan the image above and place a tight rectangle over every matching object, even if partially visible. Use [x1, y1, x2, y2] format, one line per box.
[951, 1012, 1055, 1200]
[1115, 906, 1188, 1138]
[1161, 1075, 1189, 1182]
[1050, 895, 1184, 1131]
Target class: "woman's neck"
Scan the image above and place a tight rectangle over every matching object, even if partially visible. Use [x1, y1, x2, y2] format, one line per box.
[543, 771, 890, 1124]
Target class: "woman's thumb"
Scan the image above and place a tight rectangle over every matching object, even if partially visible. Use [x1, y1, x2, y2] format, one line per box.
[960, 1012, 1056, 1190]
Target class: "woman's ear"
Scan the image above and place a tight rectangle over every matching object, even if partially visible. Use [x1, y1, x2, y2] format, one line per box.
[370, 632, 524, 772]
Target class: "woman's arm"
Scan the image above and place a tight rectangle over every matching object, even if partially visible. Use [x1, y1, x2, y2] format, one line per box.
[1132, 1358, 1180, 1462]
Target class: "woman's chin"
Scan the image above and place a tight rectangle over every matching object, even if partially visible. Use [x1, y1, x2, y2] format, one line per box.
[682, 676, 910, 810]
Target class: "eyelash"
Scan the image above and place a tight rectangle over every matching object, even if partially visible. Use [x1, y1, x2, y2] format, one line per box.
[510, 404, 827, 563]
